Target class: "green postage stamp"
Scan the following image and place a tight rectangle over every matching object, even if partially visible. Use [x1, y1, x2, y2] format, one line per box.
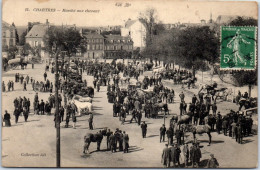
[220, 26, 257, 70]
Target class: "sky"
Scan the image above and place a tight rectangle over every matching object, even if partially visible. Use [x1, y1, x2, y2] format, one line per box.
[2, 0, 258, 27]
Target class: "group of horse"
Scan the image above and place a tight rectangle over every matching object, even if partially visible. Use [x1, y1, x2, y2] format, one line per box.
[170, 114, 212, 145]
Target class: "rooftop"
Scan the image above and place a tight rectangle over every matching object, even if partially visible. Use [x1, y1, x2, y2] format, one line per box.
[25, 24, 48, 38]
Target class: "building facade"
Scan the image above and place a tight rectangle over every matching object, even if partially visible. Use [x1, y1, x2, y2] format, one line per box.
[25, 20, 49, 48]
[82, 33, 133, 59]
[83, 33, 105, 58]
[104, 34, 133, 59]
[2, 21, 18, 48]
[121, 19, 146, 50]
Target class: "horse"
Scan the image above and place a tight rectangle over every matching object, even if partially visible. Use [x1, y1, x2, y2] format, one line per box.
[120, 77, 130, 84]
[83, 129, 107, 154]
[187, 124, 212, 145]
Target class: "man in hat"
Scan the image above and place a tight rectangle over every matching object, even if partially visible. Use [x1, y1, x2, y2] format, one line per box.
[3, 110, 11, 127]
[160, 124, 166, 143]
[207, 154, 219, 168]
[161, 144, 171, 168]
[141, 121, 147, 138]
[89, 112, 93, 130]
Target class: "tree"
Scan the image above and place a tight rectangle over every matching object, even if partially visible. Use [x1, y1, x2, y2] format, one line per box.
[44, 26, 84, 55]
[228, 17, 257, 97]
[7, 46, 18, 60]
[20, 43, 32, 57]
[174, 26, 218, 76]
[19, 30, 27, 46]
[139, 8, 158, 47]
[12, 23, 19, 44]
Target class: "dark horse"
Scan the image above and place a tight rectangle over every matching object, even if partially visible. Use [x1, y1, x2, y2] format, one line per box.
[83, 129, 107, 154]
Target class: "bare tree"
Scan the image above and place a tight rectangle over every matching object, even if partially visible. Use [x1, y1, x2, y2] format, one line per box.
[139, 8, 158, 47]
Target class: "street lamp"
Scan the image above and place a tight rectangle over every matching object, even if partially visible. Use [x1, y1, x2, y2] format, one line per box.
[53, 44, 61, 168]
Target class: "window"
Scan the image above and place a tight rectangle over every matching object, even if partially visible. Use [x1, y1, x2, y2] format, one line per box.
[114, 46, 117, 50]
[3, 39, 6, 46]
[9, 39, 13, 46]
[96, 44, 99, 50]
[100, 45, 103, 50]
[3, 32, 6, 37]
[121, 46, 123, 50]
[35, 41, 38, 46]
[10, 31, 13, 38]
[87, 44, 90, 50]
[92, 39, 95, 43]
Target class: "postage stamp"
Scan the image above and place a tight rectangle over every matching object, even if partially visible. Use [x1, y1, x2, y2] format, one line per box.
[220, 26, 257, 70]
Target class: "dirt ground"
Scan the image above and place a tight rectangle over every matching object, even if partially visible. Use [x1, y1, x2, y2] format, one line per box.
[1, 62, 258, 168]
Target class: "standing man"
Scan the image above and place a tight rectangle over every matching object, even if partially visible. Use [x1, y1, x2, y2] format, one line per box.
[141, 121, 147, 138]
[43, 72, 47, 81]
[194, 143, 202, 168]
[3, 110, 11, 127]
[212, 102, 217, 116]
[179, 91, 185, 102]
[160, 124, 166, 143]
[109, 132, 116, 153]
[161, 144, 171, 168]
[23, 106, 29, 122]
[23, 81, 27, 91]
[88, 112, 93, 130]
[59, 106, 64, 121]
[123, 131, 129, 153]
[13, 107, 20, 124]
[106, 129, 112, 151]
[136, 110, 142, 126]
[166, 126, 174, 145]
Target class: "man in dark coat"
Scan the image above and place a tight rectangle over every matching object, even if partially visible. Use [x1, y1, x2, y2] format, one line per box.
[3, 110, 11, 127]
[141, 121, 147, 138]
[166, 126, 174, 145]
[39, 100, 45, 115]
[123, 131, 129, 153]
[23, 107, 29, 122]
[109, 132, 116, 153]
[89, 112, 93, 130]
[161, 144, 171, 168]
[59, 106, 64, 121]
[13, 107, 20, 124]
[136, 110, 142, 126]
[194, 143, 201, 168]
[160, 124, 166, 142]
[106, 129, 113, 150]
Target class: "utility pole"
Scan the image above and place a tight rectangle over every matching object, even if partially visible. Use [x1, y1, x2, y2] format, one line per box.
[55, 49, 61, 167]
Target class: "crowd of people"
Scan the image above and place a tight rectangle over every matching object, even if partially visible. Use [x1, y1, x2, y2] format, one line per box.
[2, 57, 257, 168]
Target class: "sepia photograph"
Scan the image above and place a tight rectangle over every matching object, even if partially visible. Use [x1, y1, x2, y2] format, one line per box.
[1, 0, 258, 168]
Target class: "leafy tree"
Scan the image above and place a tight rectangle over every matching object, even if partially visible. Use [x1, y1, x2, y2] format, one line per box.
[43, 26, 85, 64]
[20, 43, 32, 57]
[7, 46, 18, 60]
[228, 17, 257, 97]
[19, 30, 27, 46]
[173, 26, 218, 76]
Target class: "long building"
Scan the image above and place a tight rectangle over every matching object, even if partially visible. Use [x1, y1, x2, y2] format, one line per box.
[82, 33, 133, 59]
[2, 21, 18, 48]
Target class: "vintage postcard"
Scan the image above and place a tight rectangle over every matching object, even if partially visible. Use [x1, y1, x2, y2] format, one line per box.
[1, 0, 258, 168]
